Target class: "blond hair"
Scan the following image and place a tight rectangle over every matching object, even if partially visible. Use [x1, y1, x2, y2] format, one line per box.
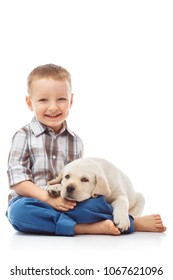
[27, 64, 72, 93]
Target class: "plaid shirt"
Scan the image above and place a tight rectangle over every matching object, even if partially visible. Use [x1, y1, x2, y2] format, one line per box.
[7, 117, 84, 201]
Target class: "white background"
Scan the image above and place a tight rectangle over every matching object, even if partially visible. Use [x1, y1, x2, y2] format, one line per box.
[0, 1, 173, 279]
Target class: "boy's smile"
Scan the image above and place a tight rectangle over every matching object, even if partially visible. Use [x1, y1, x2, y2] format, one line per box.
[26, 78, 73, 133]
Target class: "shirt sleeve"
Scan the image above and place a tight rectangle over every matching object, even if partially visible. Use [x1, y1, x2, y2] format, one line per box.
[7, 130, 33, 187]
[77, 137, 84, 158]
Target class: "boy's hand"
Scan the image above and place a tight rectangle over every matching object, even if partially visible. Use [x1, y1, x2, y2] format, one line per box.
[45, 195, 77, 211]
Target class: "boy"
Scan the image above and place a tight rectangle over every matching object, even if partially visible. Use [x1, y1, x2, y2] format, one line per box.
[6, 64, 166, 236]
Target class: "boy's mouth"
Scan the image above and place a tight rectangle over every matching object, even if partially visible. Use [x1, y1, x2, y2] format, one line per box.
[45, 113, 62, 118]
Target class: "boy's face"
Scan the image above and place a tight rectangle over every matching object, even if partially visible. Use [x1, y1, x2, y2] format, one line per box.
[26, 78, 73, 133]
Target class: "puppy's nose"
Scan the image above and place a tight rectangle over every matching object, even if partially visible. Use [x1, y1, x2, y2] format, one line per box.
[66, 185, 75, 193]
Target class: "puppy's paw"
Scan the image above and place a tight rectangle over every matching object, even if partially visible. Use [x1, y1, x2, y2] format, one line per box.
[113, 213, 130, 232]
[47, 184, 62, 197]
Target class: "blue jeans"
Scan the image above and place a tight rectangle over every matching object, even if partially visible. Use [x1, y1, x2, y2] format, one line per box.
[6, 196, 134, 236]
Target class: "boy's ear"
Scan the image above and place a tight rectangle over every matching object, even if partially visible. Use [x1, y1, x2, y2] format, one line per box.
[26, 96, 33, 111]
[70, 93, 74, 108]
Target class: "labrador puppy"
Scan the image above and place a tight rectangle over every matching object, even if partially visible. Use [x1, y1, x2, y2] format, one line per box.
[47, 157, 145, 231]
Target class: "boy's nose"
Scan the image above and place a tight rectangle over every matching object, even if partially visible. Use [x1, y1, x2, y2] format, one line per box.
[49, 102, 58, 110]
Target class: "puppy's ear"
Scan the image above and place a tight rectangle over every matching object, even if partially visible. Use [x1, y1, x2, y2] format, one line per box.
[92, 175, 111, 198]
[48, 171, 63, 186]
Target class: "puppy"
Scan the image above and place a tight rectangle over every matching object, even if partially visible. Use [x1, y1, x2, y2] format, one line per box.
[47, 157, 145, 231]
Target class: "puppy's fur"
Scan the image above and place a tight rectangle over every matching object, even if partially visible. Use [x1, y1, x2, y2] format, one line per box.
[47, 157, 145, 231]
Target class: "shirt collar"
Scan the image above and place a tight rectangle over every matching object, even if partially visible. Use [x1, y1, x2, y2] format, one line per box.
[30, 117, 76, 137]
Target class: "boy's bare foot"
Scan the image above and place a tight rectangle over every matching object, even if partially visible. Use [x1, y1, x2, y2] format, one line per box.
[74, 220, 121, 235]
[134, 214, 167, 232]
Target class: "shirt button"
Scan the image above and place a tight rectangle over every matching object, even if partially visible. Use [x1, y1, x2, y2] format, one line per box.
[52, 155, 56, 159]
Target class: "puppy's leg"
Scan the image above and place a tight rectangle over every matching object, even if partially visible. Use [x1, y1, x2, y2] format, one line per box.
[47, 184, 62, 197]
[111, 196, 130, 231]
[129, 192, 145, 217]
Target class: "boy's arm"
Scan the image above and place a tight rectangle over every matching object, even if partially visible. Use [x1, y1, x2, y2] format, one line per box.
[11, 181, 49, 202]
[11, 181, 76, 211]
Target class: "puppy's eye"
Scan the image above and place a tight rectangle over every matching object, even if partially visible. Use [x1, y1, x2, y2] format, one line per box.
[65, 174, 70, 179]
[81, 177, 89, 182]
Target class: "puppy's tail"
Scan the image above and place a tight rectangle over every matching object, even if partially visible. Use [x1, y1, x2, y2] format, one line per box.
[129, 192, 145, 217]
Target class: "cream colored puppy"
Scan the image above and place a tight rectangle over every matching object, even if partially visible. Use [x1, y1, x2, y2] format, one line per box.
[47, 158, 145, 231]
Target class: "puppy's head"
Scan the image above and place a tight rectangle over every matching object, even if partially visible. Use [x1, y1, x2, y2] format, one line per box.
[53, 159, 111, 201]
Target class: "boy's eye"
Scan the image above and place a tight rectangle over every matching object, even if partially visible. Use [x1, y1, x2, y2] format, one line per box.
[38, 98, 48, 102]
[58, 98, 67, 102]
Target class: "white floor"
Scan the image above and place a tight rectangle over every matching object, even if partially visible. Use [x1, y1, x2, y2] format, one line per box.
[1, 198, 172, 280]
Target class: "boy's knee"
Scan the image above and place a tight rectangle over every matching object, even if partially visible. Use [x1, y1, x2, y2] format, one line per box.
[7, 197, 34, 220]
[8, 198, 23, 219]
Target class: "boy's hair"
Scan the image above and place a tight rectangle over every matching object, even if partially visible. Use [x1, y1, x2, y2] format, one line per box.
[27, 63, 72, 93]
